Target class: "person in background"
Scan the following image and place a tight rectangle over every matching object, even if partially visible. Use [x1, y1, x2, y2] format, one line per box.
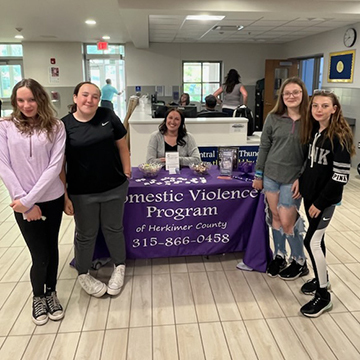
[179, 93, 190, 106]
[198, 95, 229, 117]
[201, 94, 217, 112]
[61, 81, 131, 298]
[252, 77, 309, 280]
[0, 78, 66, 325]
[100, 78, 123, 110]
[146, 108, 201, 166]
[298, 90, 354, 317]
[213, 69, 248, 116]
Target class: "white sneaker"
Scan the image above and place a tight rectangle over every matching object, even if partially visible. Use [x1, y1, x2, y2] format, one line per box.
[78, 273, 107, 297]
[236, 261, 253, 271]
[107, 264, 125, 296]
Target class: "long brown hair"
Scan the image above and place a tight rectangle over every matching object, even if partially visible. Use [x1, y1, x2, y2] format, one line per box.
[9, 78, 59, 141]
[223, 69, 241, 93]
[302, 91, 355, 156]
[270, 77, 309, 143]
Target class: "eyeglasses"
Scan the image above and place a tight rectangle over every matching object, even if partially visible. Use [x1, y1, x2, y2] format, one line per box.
[313, 89, 334, 95]
[282, 90, 302, 98]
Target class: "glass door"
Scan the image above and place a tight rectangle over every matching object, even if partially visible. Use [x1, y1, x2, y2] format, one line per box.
[0, 60, 23, 116]
[86, 58, 126, 120]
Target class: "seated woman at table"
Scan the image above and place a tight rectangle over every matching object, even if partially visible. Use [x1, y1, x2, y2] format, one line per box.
[146, 108, 201, 166]
[179, 93, 190, 106]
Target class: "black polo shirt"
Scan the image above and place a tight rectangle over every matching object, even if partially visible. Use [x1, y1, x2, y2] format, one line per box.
[62, 107, 127, 195]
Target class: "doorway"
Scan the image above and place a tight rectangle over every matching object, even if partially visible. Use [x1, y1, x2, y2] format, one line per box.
[264, 59, 299, 120]
[86, 58, 126, 119]
[0, 60, 23, 116]
[84, 44, 126, 120]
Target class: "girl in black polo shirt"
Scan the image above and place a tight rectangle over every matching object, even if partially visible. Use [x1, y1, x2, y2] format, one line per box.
[61, 82, 131, 297]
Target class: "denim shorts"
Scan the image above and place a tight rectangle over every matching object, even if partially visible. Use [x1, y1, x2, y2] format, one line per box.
[263, 176, 301, 209]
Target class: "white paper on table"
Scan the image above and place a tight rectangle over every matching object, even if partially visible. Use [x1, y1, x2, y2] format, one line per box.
[169, 167, 178, 175]
[166, 152, 180, 173]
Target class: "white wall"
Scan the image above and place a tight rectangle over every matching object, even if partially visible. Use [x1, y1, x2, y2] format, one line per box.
[21, 42, 84, 117]
[282, 23, 360, 88]
[22, 42, 83, 86]
[126, 42, 285, 87]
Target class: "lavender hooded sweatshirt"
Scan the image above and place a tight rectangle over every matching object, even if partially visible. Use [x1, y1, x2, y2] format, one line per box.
[0, 118, 66, 210]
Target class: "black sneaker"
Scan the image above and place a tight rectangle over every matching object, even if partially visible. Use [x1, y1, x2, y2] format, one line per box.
[300, 292, 332, 317]
[279, 259, 309, 280]
[266, 255, 287, 277]
[45, 291, 64, 321]
[32, 296, 48, 326]
[301, 278, 331, 295]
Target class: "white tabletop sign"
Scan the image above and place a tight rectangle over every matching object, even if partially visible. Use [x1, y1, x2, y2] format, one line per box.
[166, 152, 180, 174]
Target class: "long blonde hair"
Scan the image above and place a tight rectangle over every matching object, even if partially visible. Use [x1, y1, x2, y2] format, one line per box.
[9, 78, 59, 141]
[302, 91, 355, 156]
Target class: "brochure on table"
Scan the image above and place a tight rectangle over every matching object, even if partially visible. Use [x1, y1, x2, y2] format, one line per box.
[165, 152, 180, 174]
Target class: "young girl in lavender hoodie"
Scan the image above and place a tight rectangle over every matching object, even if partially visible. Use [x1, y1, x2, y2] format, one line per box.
[0, 79, 66, 325]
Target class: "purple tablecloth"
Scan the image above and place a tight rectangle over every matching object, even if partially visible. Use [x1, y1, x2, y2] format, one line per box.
[93, 166, 271, 272]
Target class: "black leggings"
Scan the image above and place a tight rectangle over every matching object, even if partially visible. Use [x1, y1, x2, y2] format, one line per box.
[15, 195, 64, 297]
[303, 199, 335, 289]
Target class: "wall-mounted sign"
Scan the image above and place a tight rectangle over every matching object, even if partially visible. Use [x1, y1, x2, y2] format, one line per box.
[49, 66, 60, 83]
[328, 50, 355, 83]
[97, 42, 108, 50]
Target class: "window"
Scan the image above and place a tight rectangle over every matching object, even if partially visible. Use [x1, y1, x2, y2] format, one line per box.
[0, 44, 24, 116]
[0, 44, 23, 57]
[85, 44, 125, 56]
[299, 56, 323, 95]
[84, 44, 126, 119]
[183, 61, 221, 102]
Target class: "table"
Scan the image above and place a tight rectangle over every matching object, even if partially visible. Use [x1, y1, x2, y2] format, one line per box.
[93, 166, 272, 272]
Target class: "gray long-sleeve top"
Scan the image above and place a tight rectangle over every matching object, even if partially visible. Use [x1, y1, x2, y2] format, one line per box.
[146, 130, 201, 166]
[255, 113, 307, 184]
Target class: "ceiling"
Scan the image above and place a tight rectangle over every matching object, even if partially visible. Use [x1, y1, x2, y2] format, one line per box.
[1, 0, 360, 48]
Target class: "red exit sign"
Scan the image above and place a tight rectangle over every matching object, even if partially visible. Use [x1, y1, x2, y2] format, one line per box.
[97, 42, 108, 50]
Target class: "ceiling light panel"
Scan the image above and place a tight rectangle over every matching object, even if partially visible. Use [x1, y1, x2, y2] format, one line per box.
[212, 25, 240, 31]
[186, 15, 225, 21]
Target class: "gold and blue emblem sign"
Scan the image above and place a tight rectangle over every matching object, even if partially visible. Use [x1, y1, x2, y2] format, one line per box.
[328, 50, 355, 83]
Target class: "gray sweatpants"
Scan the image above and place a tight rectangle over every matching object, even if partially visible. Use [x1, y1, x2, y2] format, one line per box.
[71, 181, 129, 274]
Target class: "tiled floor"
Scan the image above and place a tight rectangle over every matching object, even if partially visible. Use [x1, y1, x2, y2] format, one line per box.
[1, 171, 360, 359]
